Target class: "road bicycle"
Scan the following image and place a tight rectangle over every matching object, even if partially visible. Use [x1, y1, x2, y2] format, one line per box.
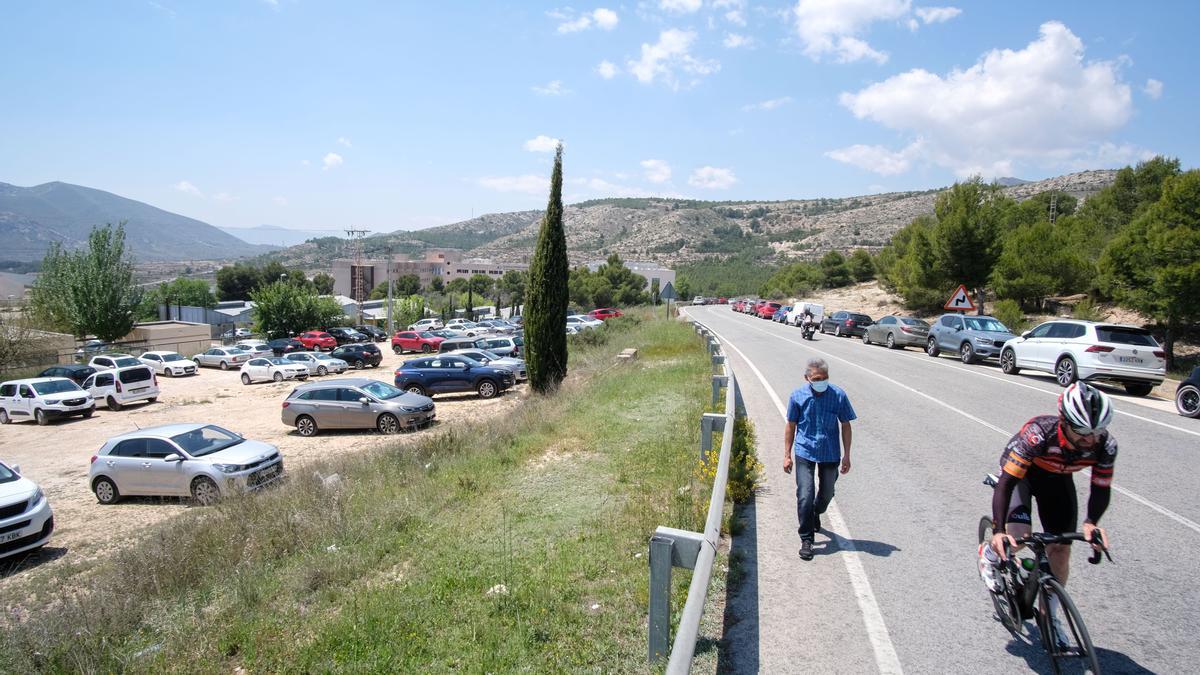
[978, 474, 1112, 674]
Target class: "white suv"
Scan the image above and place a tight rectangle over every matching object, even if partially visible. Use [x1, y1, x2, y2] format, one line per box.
[0, 377, 96, 425]
[409, 318, 444, 331]
[82, 365, 160, 411]
[0, 460, 54, 558]
[999, 320, 1166, 396]
[139, 351, 198, 377]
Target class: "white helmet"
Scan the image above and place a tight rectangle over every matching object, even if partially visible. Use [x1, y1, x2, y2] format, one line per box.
[1058, 382, 1112, 434]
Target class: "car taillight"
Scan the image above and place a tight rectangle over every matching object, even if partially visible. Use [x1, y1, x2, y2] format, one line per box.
[281, 402, 290, 408]
[846, 320, 856, 326]
[115, 380, 123, 393]
[90, 454, 97, 463]
[900, 327, 913, 333]
[1153, 350, 1165, 359]
[1085, 345, 1115, 353]
[153, 373, 158, 386]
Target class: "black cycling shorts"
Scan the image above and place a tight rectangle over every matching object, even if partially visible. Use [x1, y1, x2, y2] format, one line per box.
[1005, 468, 1078, 536]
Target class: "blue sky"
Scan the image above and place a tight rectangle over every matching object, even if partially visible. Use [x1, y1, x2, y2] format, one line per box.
[1, 1, 1194, 233]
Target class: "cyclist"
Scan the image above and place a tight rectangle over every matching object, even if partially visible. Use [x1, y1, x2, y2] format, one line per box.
[978, 383, 1115, 636]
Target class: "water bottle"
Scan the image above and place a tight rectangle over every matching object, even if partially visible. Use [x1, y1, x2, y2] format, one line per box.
[1021, 558, 1037, 572]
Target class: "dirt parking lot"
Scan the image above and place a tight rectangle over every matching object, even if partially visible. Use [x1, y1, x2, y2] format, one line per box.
[0, 346, 523, 577]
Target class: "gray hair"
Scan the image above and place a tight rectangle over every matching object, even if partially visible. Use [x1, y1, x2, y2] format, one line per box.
[805, 357, 829, 377]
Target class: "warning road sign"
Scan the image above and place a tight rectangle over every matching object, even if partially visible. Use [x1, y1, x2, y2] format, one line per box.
[944, 284, 976, 311]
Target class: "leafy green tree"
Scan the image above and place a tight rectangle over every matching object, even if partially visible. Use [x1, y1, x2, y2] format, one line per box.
[369, 274, 421, 300]
[760, 260, 822, 298]
[526, 144, 569, 393]
[429, 276, 445, 292]
[139, 278, 217, 320]
[991, 220, 1091, 308]
[446, 278, 469, 294]
[216, 262, 262, 301]
[386, 295, 426, 330]
[820, 251, 852, 288]
[1099, 169, 1200, 368]
[469, 273, 494, 296]
[250, 281, 346, 339]
[498, 270, 528, 310]
[931, 178, 1015, 313]
[312, 272, 335, 295]
[30, 223, 142, 341]
[848, 249, 875, 282]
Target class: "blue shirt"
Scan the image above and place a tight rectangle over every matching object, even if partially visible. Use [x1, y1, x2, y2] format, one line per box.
[787, 383, 857, 463]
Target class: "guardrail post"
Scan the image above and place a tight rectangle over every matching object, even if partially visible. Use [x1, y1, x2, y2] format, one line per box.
[700, 412, 727, 460]
[648, 535, 674, 662]
[711, 374, 728, 408]
[711, 353, 725, 374]
[706, 338, 719, 355]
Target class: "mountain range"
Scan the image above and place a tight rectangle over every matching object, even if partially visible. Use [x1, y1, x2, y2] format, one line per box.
[0, 181, 277, 262]
[218, 224, 350, 248]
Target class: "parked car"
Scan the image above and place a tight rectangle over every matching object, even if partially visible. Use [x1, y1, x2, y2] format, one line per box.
[757, 302, 783, 320]
[480, 335, 523, 358]
[89, 424, 284, 505]
[786, 302, 825, 327]
[331, 343, 383, 369]
[588, 308, 623, 321]
[863, 316, 931, 349]
[447, 348, 527, 380]
[327, 327, 369, 345]
[139, 351, 198, 376]
[692, 296, 707, 305]
[83, 365, 159, 411]
[566, 315, 601, 331]
[284, 351, 349, 376]
[88, 354, 143, 370]
[240, 357, 310, 385]
[820, 311, 874, 337]
[437, 336, 492, 354]
[282, 378, 436, 436]
[999, 320, 1166, 395]
[476, 319, 516, 334]
[772, 305, 793, 322]
[234, 340, 273, 358]
[298, 331, 338, 352]
[392, 330, 444, 354]
[717, 297, 728, 304]
[354, 325, 388, 342]
[268, 338, 306, 356]
[508, 315, 524, 327]
[192, 346, 253, 370]
[74, 339, 109, 360]
[408, 318, 444, 332]
[0, 378, 95, 425]
[0, 459, 54, 558]
[927, 314, 1016, 364]
[444, 319, 491, 336]
[394, 354, 515, 399]
[428, 328, 468, 340]
[1175, 366, 1200, 418]
[222, 328, 253, 339]
[37, 363, 97, 386]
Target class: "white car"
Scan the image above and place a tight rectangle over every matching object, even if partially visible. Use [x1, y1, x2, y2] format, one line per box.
[234, 341, 273, 358]
[999, 319, 1167, 396]
[82, 365, 160, 411]
[0, 377, 96, 425]
[139, 351, 198, 377]
[240, 357, 310, 385]
[88, 354, 143, 370]
[409, 318, 444, 331]
[445, 319, 491, 336]
[0, 460, 54, 558]
[222, 328, 252, 339]
[566, 315, 601, 330]
[283, 351, 349, 376]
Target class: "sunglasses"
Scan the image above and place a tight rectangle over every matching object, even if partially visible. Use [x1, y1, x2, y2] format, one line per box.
[1066, 424, 1100, 439]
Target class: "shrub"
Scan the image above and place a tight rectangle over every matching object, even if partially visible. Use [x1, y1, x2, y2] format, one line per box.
[1072, 297, 1105, 322]
[992, 299, 1027, 333]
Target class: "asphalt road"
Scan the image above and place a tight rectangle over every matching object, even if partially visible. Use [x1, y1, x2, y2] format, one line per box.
[683, 305, 1198, 675]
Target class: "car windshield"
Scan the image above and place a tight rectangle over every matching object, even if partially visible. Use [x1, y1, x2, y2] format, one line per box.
[417, 332, 437, 338]
[159, 353, 184, 361]
[901, 318, 929, 327]
[114, 357, 141, 367]
[849, 314, 870, 322]
[267, 357, 291, 365]
[170, 425, 243, 457]
[360, 381, 404, 400]
[0, 462, 16, 483]
[964, 317, 1009, 332]
[32, 379, 82, 395]
[1096, 326, 1158, 346]
[227, 348, 249, 354]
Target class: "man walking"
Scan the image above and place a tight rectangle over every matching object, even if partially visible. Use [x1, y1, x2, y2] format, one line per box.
[784, 358, 856, 560]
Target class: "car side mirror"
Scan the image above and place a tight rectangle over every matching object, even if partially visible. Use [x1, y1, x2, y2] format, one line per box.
[463, 365, 471, 371]
[1021, 331, 1031, 339]
[359, 397, 370, 405]
[164, 453, 184, 462]
[10, 465, 19, 475]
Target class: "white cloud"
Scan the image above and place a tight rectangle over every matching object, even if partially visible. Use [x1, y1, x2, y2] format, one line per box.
[337, 136, 353, 148]
[628, 29, 720, 90]
[593, 8, 619, 29]
[723, 33, 752, 48]
[725, 10, 746, 26]
[479, 175, 549, 195]
[596, 60, 619, 79]
[825, 143, 915, 175]
[792, 0, 910, 64]
[833, 22, 1135, 177]
[556, 7, 619, 33]
[532, 80, 570, 96]
[273, 196, 288, 207]
[322, 152, 344, 170]
[173, 180, 202, 196]
[742, 96, 792, 111]
[558, 15, 592, 33]
[660, 0, 702, 13]
[641, 159, 673, 183]
[1143, 78, 1163, 100]
[523, 135, 562, 153]
[212, 192, 235, 203]
[914, 6, 961, 24]
[570, 177, 678, 198]
[688, 166, 738, 189]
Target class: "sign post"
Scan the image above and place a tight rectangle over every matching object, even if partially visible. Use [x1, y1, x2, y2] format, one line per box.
[944, 284, 976, 313]
[660, 282, 678, 319]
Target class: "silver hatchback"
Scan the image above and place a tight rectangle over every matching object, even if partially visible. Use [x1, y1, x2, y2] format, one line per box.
[281, 378, 435, 436]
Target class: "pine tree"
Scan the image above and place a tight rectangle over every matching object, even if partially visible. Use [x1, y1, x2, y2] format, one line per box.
[526, 144, 569, 393]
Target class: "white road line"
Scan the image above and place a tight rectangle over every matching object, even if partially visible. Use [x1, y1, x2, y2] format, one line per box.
[711, 314, 1200, 537]
[717, 331, 905, 675]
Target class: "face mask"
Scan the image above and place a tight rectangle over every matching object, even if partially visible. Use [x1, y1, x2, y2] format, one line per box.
[810, 380, 829, 393]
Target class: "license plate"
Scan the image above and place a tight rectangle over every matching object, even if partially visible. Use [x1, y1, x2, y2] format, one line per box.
[1118, 356, 1143, 364]
[0, 531, 22, 544]
[261, 464, 280, 479]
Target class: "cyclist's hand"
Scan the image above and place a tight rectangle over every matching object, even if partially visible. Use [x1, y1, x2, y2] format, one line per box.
[1083, 522, 1109, 551]
[783, 456, 793, 474]
[991, 532, 1017, 560]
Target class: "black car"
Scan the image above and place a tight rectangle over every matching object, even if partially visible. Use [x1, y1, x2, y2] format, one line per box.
[38, 363, 98, 386]
[331, 343, 383, 369]
[1176, 366, 1200, 418]
[268, 338, 306, 356]
[354, 325, 388, 342]
[327, 327, 369, 345]
[820, 311, 874, 337]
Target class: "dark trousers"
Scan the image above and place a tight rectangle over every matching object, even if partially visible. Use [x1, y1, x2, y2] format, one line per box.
[795, 457, 839, 542]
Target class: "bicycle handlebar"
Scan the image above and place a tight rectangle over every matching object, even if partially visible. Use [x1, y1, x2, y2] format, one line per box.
[1001, 531, 1113, 565]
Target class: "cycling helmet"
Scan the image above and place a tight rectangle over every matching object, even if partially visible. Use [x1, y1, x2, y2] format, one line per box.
[1058, 382, 1112, 434]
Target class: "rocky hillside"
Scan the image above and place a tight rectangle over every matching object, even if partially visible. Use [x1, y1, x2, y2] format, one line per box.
[263, 170, 1117, 268]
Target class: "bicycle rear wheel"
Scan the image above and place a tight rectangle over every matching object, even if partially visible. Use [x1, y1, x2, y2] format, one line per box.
[1038, 577, 1102, 674]
[978, 516, 1022, 634]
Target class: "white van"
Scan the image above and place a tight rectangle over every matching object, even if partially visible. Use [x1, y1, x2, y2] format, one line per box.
[786, 302, 825, 327]
[0, 377, 95, 425]
[82, 365, 160, 411]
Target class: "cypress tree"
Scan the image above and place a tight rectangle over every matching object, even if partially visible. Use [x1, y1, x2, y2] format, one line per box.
[526, 143, 569, 393]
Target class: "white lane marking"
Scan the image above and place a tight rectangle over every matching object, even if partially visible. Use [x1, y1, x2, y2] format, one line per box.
[709, 314, 1200, 537]
[718, 332, 905, 675]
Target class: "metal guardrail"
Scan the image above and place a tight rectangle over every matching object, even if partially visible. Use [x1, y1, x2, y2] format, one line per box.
[648, 319, 739, 670]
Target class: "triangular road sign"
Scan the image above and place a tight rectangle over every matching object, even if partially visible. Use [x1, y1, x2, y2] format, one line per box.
[660, 282, 677, 301]
[944, 284, 976, 311]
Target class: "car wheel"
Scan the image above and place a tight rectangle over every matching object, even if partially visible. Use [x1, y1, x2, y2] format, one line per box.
[193, 358, 202, 366]
[191, 477, 220, 506]
[960, 342, 976, 364]
[834, 325, 842, 337]
[35, 409, 49, 426]
[1124, 382, 1154, 397]
[377, 413, 401, 435]
[241, 373, 251, 385]
[1176, 384, 1200, 418]
[477, 379, 498, 399]
[273, 372, 283, 382]
[393, 345, 403, 355]
[926, 337, 940, 357]
[862, 331, 870, 345]
[147, 397, 157, 404]
[93, 477, 120, 504]
[1000, 349, 1020, 375]
[0, 409, 8, 424]
[107, 396, 123, 411]
[1054, 357, 1078, 387]
[317, 366, 328, 376]
[421, 344, 431, 353]
[164, 369, 173, 377]
[353, 359, 364, 370]
[219, 361, 229, 371]
[296, 415, 318, 437]
[82, 408, 94, 418]
[405, 384, 426, 396]
[886, 333, 897, 349]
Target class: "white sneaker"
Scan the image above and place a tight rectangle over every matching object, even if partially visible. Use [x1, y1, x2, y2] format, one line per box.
[1045, 594, 1071, 651]
[978, 543, 1002, 593]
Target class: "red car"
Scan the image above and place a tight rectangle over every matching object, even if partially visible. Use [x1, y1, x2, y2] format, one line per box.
[717, 297, 728, 304]
[391, 330, 444, 354]
[298, 331, 337, 351]
[757, 302, 782, 319]
[588, 308, 624, 321]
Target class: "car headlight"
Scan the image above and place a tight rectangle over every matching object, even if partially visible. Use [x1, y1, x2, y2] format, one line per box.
[213, 463, 242, 474]
[400, 406, 419, 413]
[32, 487, 44, 503]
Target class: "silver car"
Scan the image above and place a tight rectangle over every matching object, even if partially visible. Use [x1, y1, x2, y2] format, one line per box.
[281, 378, 436, 436]
[448, 348, 528, 380]
[0, 460, 54, 558]
[234, 341, 273, 358]
[863, 316, 931, 349]
[284, 351, 350, 376]
[89, 424, 284, 505]
[192, 346, 252, 370]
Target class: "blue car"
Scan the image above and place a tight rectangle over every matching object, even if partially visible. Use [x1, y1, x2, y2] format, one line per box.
[394, 354, 515, 399]
[772, 305, 793, 323]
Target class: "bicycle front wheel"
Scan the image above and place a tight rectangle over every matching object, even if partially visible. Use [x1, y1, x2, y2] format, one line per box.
[1038, 577, 1102, 674]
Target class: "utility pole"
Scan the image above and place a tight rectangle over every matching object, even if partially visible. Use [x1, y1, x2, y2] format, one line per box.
[346, 228, 370, 324]
[1048, 193, 1058, 226]
[385, 246, 394, 335]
